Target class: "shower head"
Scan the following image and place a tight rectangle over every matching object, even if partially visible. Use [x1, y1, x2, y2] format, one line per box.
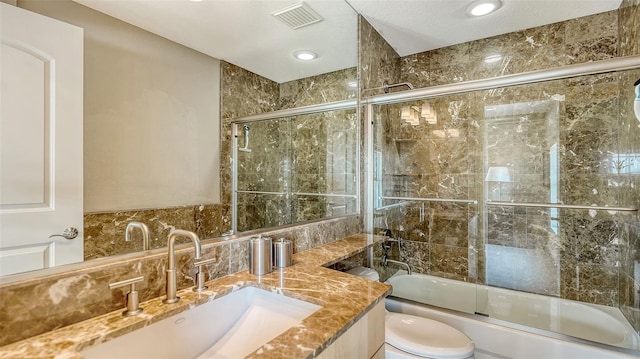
[362, 81, 414, 94]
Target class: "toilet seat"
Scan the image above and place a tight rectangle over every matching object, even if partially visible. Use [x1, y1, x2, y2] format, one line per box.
[386, 313, 474, 359]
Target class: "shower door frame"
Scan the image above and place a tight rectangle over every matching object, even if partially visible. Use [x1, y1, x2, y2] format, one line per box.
[364, 55, 640, 344]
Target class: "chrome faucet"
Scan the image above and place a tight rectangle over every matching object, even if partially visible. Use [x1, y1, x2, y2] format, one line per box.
[163, 229, 202, 304]
[125, 222, 151, 250]
[383, 255, 412, 275]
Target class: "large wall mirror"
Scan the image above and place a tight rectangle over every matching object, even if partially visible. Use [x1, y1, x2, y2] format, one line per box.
[0, 0, 358, 280]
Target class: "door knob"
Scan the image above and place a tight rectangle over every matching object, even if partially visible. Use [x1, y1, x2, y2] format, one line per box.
[49, 227, 79, 240]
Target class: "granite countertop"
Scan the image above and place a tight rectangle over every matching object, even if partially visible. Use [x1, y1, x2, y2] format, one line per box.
[0, 234, 392, 359]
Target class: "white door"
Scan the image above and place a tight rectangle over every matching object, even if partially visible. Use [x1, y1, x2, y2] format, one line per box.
[0, 3, 83, 276]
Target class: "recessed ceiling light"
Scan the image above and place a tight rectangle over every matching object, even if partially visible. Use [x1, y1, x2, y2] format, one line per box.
[294, 50, 317, 61]
[466, 0, 502, 17]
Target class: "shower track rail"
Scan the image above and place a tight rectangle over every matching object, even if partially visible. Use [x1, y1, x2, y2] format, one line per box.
[486, 201, 637, 212]
[236, 190, 287, 196]
[295, 192, 357, 198]
[236, 190, 357, 198]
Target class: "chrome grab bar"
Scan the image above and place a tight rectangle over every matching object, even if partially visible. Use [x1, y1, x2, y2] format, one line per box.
[294, 192, 357, 198]
[486, 201, 637, 212]
[380, 196, 478, 204]
[237, 190, 357, 198]
[236, 190, 287, 195]
[377, 197, 637, 212]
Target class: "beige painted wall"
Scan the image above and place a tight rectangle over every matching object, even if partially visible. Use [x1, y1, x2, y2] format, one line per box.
[17, 0, 221, 212]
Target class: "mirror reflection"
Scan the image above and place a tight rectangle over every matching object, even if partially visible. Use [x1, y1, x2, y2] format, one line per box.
[1, 0, 358, 277]
[234, 107, 359, 233]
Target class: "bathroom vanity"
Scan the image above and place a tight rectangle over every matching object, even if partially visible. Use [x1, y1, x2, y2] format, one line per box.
[0, 235, 391, 358]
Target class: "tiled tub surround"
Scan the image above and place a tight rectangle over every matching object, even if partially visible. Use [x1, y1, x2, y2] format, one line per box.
[0, 234, 391, 358]
[84, 203, 231, 260]
[0, 215, 362, 347]
[362, 0, 640, 342]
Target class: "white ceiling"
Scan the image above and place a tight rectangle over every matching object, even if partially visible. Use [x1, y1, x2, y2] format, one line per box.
[74, 0, 623, 83]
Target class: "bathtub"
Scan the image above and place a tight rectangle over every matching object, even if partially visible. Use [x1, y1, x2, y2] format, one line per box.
[386, 271, 640, 357]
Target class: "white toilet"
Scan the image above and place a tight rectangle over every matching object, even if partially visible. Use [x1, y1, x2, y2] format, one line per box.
[347, 267, 475, 359]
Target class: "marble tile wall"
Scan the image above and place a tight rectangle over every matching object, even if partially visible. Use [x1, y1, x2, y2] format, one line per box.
[358, 15, 401, 96]
[619, 0, 640, 332]
[368, 4, 640, 328]
[279, 67, 357, 109]
[619, 0, 640, 57]
[401, 10, 618, 88]
[0, 215, 362, 346]
[84, 204, 230, 260]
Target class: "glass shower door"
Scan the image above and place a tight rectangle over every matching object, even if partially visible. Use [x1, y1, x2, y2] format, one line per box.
[234, 119, 292, 233]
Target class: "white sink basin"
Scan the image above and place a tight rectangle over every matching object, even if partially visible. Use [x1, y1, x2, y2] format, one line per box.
[81, 286, 321, 359]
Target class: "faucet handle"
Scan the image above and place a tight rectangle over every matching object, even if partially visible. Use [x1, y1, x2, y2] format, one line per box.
[192, 258, 216, 292]
[109, 276, 145, 316]
[193, 257, 217, 267]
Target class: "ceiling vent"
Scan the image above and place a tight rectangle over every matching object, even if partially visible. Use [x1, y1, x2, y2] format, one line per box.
[272, 2, 324, 30]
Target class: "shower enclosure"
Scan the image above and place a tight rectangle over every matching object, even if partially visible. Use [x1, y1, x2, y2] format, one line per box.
[367, 56, 640, 351]
[231, 102, 358, 234]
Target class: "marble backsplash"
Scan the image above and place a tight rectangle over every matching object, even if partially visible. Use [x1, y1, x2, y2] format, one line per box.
[0, 215, 362, 347]
[84, 203, 231, 260]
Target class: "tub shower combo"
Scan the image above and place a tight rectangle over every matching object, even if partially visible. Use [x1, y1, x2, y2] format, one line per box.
[368, 57, 640, 354]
